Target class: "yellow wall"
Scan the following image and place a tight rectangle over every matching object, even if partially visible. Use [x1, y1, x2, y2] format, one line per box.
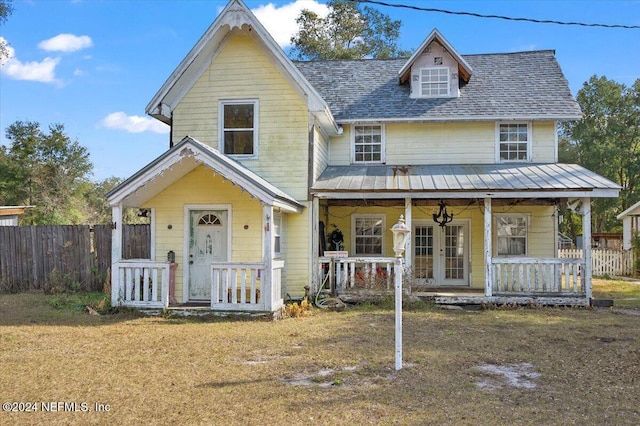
[143, 165, 263, 302]
[326, 204, 556, 289]
[172, 34, 311, 200]
[330, 121, 557, 165]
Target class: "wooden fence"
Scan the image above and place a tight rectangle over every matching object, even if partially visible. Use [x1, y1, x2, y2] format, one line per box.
[0, 224, 150, 293]
[558, 249, 637, 276]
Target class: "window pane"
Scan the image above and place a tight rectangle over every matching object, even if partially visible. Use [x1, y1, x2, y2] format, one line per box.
[354, 217, 383, 255]
[354, 125, 382, 163]
[497, 215, 527, 256]
[224, 104, 253, 129]
[224, 131, 254, 154]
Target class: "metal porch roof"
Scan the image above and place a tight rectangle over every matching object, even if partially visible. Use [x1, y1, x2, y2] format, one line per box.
[312, 163, 620, 199]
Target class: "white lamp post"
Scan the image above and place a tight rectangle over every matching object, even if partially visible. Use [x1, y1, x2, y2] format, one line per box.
[390, 215, 410, 370]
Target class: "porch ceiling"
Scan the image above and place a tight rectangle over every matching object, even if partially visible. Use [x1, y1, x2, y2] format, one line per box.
[311, 163, 621, 199]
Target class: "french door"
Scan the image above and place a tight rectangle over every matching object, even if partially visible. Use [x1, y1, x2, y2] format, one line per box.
[413, 220, 469, 286]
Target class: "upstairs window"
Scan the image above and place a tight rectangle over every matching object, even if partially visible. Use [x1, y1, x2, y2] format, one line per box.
[498, 123, 530, 162]
[496, 214, 528, 256]
[220, 100, 258, 156]
[352, 125, 384, 163]
[420, 67, 449, 97]
[352, 215, 385, 256]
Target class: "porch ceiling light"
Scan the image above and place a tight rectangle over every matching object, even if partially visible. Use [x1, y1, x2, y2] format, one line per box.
[391, 215, 411, 257]
[433, 200, 453, 227]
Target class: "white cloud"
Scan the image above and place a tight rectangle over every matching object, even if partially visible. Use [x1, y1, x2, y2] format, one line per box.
[0, 39, 61, 83]
[100, 112, 170, 134]
[38, 34, 93, 52]
[252, 0, 329, 47]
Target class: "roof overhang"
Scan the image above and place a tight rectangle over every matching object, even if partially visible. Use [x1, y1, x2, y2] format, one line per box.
[145, 0, 340, 136]
[617, 199, 640, 219]
[106, 137, 304, 214]
[311, 164, 621, 200]
[0, 206, 34, 216]
[398, 28, 473, 84]
[335, 114, 584, 124]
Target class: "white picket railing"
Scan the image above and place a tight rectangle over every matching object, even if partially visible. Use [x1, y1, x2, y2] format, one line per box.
[319, 257, 398, 292]
[492, 258, 586, 295]
[210, 260, 283, 311]
[559, 249, 636, 276]
[114, 260, 170, 308]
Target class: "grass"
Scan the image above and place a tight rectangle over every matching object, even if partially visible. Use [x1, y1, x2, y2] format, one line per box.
[592, 277, 640, 308]
[0, 279, 638, 425]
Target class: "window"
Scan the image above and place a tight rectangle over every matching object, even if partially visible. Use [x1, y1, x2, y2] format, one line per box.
[498, 123, 530, 162]
[352, 215, 385, 256]
[496, 214, 528, 256]
[220, 100, 258, 156]
[273, 213, 282, 257]
[420, 67, 449, 97]
[352, 125, 384, 163]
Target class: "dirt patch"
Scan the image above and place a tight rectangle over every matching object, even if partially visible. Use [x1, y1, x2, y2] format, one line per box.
[474, 362, 541, 390]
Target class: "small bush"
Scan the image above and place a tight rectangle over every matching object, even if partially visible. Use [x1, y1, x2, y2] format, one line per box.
[285, 297, 312, 318]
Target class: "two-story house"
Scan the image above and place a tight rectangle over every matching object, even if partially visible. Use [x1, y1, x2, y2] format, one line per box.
[107, 0, 620, 312]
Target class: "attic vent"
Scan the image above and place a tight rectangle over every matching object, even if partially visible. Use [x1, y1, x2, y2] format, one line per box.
[434, 57, 443, 65]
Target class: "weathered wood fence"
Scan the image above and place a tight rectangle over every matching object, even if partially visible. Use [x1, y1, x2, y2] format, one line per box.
[558, 249, 637, 276]
[0, 224, 150, 293]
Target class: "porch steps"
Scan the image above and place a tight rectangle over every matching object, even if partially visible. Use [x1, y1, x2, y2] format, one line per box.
[139, 305, 283, 320]
[412, 290, 590, 307]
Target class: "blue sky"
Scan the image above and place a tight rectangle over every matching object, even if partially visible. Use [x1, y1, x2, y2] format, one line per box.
[1, 0, 638, 181]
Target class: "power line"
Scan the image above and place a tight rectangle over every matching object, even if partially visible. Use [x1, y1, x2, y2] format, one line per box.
[357, 0, 640, 30]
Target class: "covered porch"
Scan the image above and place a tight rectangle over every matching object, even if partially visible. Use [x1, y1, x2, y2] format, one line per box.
[107, 136, 304, 313]
[310, 163, 621, 306]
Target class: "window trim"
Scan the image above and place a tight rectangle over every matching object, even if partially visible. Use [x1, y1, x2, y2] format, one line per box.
[419, 67, 450, 97]
[494, 213, 529, 257]
[351, 214, 386, 257]
[350, 124, 386, 164]
[218, 99, 259, 158]
[496, 122, 532, 163]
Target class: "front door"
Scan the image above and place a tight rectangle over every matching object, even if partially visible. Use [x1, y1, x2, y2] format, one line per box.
[188, 209, 228, 300]
[413, 221, 469, 286]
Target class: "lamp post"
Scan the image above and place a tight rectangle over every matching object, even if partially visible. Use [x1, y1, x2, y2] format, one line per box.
[390, 215, 410, 370]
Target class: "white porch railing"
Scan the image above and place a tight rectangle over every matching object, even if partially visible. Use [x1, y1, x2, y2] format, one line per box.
[492, 257, 586, 295]
[113, 260, 170, 308]
[319, 257, 397, 292]
[211, 260, 283, 312]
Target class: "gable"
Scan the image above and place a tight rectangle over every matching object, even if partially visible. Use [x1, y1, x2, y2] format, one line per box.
[146, 0, 339, 136]
[398, 29, 472, 86]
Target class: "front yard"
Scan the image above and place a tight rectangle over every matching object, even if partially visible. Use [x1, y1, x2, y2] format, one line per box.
[0, 279, 639, 425]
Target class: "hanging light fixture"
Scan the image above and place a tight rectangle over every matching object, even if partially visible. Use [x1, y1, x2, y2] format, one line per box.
[433, 200, 453, 227]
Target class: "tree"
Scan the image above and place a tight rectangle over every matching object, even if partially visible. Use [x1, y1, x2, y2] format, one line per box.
[1, 121, 93, 224]
[290, 0, 409, 60]
[561, 76, 640, 233]
[0, 0, 14, 61]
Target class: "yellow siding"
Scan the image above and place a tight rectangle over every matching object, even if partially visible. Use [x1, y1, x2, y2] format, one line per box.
[531, 121, 557, 162]
[143, 165, 263, 303]
[313, 126, 329, 181]
[172, 34, 310, 200]
[326, 204, 556, 290]
[329, 121, 558, 165]
[283, 208, 311, 297]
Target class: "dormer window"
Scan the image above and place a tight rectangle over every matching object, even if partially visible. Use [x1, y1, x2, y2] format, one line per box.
[420, 67, 449, 97]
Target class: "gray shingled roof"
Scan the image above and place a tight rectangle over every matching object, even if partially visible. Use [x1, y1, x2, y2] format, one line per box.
[294, 50, 582, 122]
[312, 163, 620, 197]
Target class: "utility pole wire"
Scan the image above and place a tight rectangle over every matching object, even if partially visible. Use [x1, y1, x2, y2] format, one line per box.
[356, 0, 640, 30]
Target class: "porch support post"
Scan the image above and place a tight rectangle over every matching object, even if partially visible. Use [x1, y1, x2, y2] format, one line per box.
[263, 205, 274, 310]
[311, 196, 320, 294]
[404, 197, 412, 269]
[581, 198, 592, 300]
[111, 203, 123, 306]
[484, 198, 492, 297]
